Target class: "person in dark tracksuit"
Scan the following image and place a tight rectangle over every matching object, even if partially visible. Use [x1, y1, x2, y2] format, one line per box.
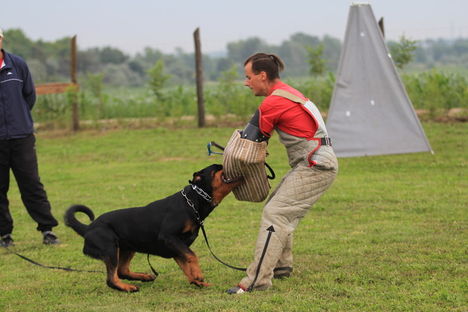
[0, 28, 59, 246]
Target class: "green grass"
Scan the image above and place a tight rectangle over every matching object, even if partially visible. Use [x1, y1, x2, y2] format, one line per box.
[0, 122, 466, 312]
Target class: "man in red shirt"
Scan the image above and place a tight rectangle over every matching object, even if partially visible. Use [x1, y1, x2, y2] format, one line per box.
[227, 53, 338, 294]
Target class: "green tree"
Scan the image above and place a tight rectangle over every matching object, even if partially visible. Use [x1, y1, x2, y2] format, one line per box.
[389, 36, 418, 69]
[147, 59, 171, 99]
[322, 35, 341, 70]
[86, 73, 108, 118]
[99, 46, 128, 64]
[227, 37, 271, 64]
[3, 28, 35, 58]
[306, 43, 326, 76]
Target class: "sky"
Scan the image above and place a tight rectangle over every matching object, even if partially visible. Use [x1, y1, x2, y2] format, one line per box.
[2, 0, 467, 55]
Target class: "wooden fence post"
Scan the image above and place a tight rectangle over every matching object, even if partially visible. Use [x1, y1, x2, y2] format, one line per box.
[193, 28, 205, 128]
[70, 35, 79, 131]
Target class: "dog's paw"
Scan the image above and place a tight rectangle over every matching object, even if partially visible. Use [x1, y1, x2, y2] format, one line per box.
[119, 272, 157, 282]
[190, 279, 211, 288]
[121, 284, 140, 292]
[141, 273, 157, 282]
[108, 280, 140, 292]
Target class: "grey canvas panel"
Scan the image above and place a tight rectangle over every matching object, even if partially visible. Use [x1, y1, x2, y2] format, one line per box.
[326, 3, 432, 157]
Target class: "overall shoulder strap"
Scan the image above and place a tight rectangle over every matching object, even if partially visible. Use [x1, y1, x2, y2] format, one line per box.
[271, 89, 329, 138]
[271, 89, 307, 105]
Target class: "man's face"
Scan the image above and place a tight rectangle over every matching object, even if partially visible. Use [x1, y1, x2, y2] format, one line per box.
[244, 62, 268, 96]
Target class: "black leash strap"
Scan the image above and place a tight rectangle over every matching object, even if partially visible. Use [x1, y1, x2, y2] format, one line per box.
[247, 225, 275, 292]
[1, 246, 102, 273]
[2, 233, 242, 275]
[146, 254, 160, 277]
[265, 162, 275, 180]
[200, 225, 247, 272]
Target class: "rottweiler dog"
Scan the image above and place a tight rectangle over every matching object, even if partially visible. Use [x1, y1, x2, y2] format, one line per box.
[64, 164, 241, 292]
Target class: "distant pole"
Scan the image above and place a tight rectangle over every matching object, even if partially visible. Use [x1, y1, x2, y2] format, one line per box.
[193, 27, 205, 128]
[70, 35, 80, 131]
[378, 17, 385, 38]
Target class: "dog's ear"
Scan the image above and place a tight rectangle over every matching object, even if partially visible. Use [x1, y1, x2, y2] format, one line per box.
[190, 172, 202, 184]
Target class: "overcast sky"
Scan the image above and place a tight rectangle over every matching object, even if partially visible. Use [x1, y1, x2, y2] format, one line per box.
[2, 0, 466, 55]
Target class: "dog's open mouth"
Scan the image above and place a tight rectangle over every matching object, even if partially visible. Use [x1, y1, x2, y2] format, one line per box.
[222, 174, 243, 184]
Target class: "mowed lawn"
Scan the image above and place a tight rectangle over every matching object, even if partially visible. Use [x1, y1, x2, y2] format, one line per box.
[0, 122, 466, 312]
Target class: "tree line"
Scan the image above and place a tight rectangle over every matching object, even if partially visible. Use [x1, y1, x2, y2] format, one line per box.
[2, 28, 468, 87]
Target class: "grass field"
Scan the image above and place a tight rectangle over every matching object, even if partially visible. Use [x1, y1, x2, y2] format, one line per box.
[0, 122, 466, 312]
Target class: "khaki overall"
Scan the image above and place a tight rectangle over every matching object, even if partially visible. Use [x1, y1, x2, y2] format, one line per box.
[239, 92, 338, 291]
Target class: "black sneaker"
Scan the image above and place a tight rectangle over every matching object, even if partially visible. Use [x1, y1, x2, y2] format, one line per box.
[42, 231, 60, 245]
[0, 234, 14, 247]
[273, 267, 293, 279]
[226, 285, 246, 295]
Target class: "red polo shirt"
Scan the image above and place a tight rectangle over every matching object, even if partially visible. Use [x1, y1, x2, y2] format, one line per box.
[259, 81, 317, 140]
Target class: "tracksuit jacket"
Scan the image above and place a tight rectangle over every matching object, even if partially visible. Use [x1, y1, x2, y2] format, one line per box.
[0, 49, 36, 140]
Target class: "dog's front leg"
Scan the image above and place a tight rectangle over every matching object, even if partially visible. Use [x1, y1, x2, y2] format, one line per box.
[174, 251, 210, 287]
[159, 233, 210, 287]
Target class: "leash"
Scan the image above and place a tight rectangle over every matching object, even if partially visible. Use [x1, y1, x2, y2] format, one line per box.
[180, 188, 247, 272]
[3, 244, 162, 278]
[146, 254, 160, 277]
[3, 244, 161, 276]
[247, 225, 275, 291]
[200, 225, 246, 272]
[1, 245, 102, 273]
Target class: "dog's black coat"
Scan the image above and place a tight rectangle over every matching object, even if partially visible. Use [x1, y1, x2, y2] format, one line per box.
[64, 164, 239, 292]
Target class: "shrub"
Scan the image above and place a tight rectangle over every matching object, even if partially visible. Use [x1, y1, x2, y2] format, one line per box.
[32, 69, 466, 127]
[291, 72, 336, 110]
[403, 70, 468, 114]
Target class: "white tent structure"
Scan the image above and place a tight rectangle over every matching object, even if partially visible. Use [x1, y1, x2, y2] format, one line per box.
[326, 3, 433, 157]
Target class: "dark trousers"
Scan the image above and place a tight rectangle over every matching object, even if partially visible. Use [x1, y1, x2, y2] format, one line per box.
[0, 134, 58, 236]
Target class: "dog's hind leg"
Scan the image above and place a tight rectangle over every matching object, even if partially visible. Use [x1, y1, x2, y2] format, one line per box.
[174, 252, 211, 287]
[104, 248, 139, 292]
[83, 227, 140, 292]
[117, 249, 156, 282]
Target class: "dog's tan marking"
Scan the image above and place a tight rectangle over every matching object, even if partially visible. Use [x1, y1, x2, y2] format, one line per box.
[174, 253, 211, 287]
[104, 249, 140, 292]
[118, 250, 156, 281]
[182, 220, 196, 234]
[211, 170, 242, 206]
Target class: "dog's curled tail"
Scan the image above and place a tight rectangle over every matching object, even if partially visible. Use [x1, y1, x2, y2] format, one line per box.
[64, 204, 95, 237]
